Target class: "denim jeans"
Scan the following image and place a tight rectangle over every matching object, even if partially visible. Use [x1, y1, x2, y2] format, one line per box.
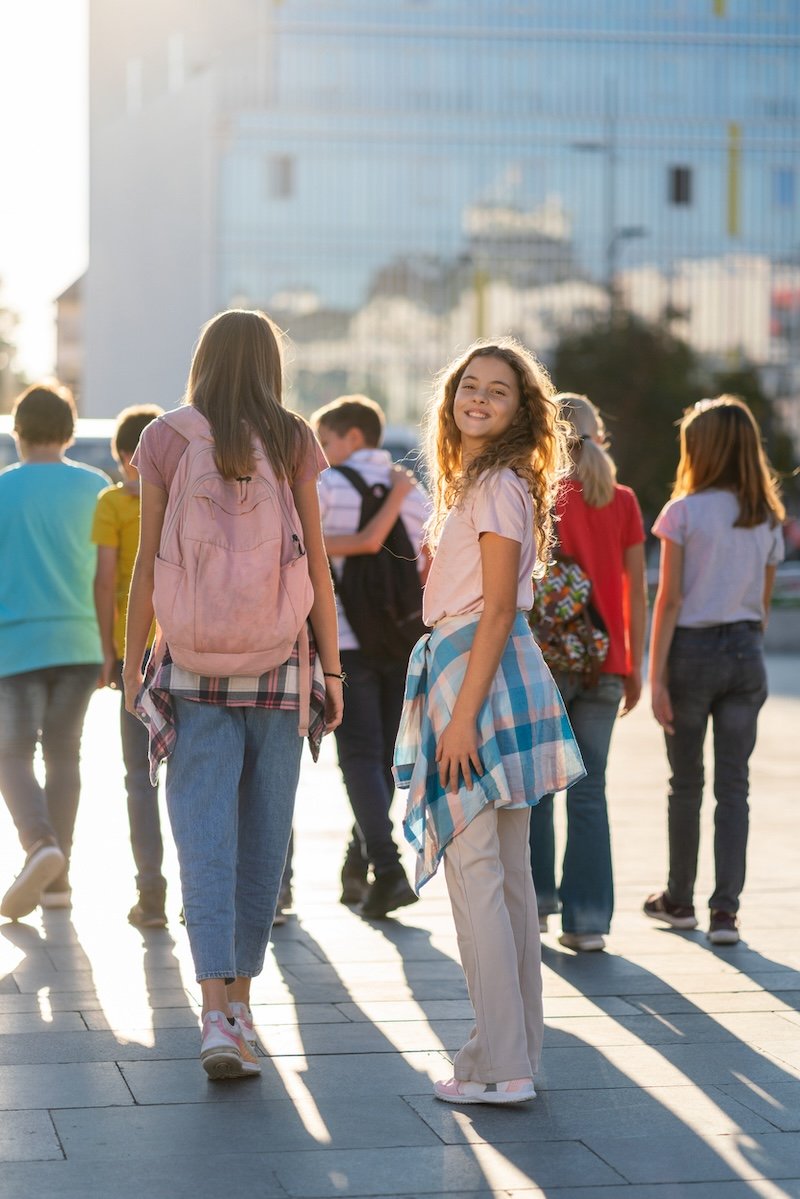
[115, 661, 164, 892]
[529, 671, 623, 934]
[664, 622, 767, 914]
[166, 698, 302, 981]
[334, 649, 406, 875]
[0, 664, 98, 861]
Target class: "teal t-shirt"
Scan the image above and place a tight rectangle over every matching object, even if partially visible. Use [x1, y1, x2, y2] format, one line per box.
[0, 459, 109, 678]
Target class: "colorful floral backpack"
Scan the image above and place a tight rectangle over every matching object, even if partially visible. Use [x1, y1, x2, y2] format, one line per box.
[529, 556, 610, 685]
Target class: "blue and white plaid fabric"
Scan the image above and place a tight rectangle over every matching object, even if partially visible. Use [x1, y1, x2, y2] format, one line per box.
[393, 612, 585, 890]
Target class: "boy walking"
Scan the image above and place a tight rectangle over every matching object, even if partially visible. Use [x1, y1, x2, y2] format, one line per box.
[0, 384, 108, 919]
[313, 396, 429, 918]
[92, 405, 167, 927]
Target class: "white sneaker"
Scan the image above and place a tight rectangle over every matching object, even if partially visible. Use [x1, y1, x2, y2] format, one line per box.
[229, 1001, 260, 1052]
[559, 932, 606, 952]
[200, 1010, 261, 1079]
[434, 1076, 536, 1105]
[1, 841, 66, 921]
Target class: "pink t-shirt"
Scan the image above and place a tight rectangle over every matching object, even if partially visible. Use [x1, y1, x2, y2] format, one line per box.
[133, 411, 327, 495]
[423, 469, 536, 626]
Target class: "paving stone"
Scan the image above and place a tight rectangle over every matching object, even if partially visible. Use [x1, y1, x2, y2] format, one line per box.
[266, 1140, 622, 1195]
[535, 1042, 800, 1091]
[584, 1130, 800, 1185]
[0, 1156, 286, 1199]
[0, 1027, 200, 1064]
[120, 1051, 447, 1104]
[0, 1012, 86, 1035]
[716, 1080, 800, 1132]
[81, 1001, 344, 1032]
[0, 1063, 133, 1110]
[0, 1110, 62, 1162]
[10, 966, 188, 994]
[625, 991, 800, 1016]
[404, 1082, 777, 1143]
[52, 1094, 438, 1160]
[258, 1018, 473, 1056]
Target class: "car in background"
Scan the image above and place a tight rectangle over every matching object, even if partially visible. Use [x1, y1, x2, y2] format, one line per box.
[0, 415, 119, 479]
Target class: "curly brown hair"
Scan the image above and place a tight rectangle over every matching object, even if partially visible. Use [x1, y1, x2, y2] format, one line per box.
[423, 338, 571, 569]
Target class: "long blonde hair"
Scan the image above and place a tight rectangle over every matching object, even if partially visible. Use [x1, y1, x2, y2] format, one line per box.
[673, 395, 785, 528]
[186, 309, 309, 481]
[423, 338, 570, 567]
[558, 393, 617, 508]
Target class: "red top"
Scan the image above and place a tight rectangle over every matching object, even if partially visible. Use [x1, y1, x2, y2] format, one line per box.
[556, 481, 645, 676]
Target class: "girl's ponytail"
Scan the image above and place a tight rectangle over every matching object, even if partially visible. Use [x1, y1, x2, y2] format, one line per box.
[559, 394, 617, 508]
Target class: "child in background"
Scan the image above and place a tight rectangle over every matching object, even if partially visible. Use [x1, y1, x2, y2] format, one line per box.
[314, 395, 429, 919]
[0, 383, 108, 919]
[92, 404, 166, 928]
[530, 394, 647, 952]
[646, 396, 785, 946]
[124, 310, 342, 1080]
[394, 339, 584, 1105]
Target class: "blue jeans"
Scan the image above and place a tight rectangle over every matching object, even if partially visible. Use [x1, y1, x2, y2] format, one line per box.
[530, 671, 623, 934]
[334, 650, 406, 875]
[0, 664, 98, 862]
[115, 661, 164, 892]
[166, 699, 302, 981]
[664, 622, 767, 914]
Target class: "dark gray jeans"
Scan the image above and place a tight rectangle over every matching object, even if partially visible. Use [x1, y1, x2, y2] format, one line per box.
[664, 622, 767, 915]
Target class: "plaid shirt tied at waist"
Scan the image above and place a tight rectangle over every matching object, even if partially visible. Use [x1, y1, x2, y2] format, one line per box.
[393, 612, 585, 891]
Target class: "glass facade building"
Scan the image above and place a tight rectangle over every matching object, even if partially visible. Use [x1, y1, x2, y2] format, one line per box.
[88, 1, 800, 425]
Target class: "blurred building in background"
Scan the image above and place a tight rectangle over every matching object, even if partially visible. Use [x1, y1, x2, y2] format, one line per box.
[85, 0, 800, 427]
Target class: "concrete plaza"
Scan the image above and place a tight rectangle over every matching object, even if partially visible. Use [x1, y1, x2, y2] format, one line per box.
[0, 656, 799, 1199]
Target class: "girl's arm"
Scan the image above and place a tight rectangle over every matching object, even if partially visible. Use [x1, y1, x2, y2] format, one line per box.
[123, 481, 168, 714]
[648, 537, 683, 735]
[292, 475, 344, 733]
[763, 564, 777, 630]
[620, 541, 647, 716]
[436, 531, 519, 794]
[94, 545, 119, 687]
[324, 468, 415, 557]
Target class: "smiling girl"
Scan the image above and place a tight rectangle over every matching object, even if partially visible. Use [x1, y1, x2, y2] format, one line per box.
[393, 339, 584, 1106]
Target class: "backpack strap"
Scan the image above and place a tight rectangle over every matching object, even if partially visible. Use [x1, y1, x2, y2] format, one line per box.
[160, 405, 213, 441]
[331, 464, 380, 499]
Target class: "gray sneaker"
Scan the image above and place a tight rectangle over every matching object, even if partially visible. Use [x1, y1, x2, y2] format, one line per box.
[1, 840, 66, 921]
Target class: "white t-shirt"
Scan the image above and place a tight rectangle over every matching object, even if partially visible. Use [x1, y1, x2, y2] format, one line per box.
[423, 468, 536, 627]
[317, 447, 430, 651]
[653, 489, 784, 627]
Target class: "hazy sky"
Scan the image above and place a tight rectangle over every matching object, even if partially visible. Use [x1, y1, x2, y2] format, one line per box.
[0, 0, 88, 379]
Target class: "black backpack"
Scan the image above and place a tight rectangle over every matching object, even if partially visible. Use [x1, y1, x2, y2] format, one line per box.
[331, 465, 427, 661]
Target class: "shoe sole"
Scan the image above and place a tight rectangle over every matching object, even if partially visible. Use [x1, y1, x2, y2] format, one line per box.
[434, 1088, 536, 1106]
[559, 936, 606, 952]
[643, 907, 698, 930]
[708, 931, 740, 945]
[1, 847, 66, 920]
[201, 1049, 260, 1079]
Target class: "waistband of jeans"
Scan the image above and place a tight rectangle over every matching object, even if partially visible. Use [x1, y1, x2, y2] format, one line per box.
[675, 620, 762, 634]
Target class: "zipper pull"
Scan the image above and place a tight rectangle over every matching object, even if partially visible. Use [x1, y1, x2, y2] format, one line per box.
[292, 533, 306, 558]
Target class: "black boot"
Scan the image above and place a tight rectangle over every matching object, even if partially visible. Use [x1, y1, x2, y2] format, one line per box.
[360, 866, 418, 919]
[340, 835, 369, 905]
[128, 883, 167, 928]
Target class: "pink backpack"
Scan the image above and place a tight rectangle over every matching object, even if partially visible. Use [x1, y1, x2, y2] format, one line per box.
[153, 406, 314, 687]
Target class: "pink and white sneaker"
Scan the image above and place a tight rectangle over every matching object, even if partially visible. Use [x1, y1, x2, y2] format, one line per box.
[229, 1001, 261, 1053]
[434, 1076, 536, 1106]
[200, 1010, 261, 1079]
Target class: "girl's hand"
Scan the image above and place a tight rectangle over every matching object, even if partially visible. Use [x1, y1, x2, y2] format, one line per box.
[98, 652, 118, 690]
[323, 677, 344, 733]
[389, 466, 415, 499]
[620, 666, 642, 716]
[122, 667, 143, 716]
[651, 680, 675, 735]
[435, 714, 484, 794]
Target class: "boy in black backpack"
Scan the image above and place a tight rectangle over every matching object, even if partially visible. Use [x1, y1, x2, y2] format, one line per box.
[313, 396, 430, 918]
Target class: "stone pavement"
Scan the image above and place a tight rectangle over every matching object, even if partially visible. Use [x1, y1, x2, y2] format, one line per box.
[1, 656, 799, 1199]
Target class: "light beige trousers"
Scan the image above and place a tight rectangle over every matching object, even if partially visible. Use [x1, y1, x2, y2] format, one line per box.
[443, 804, 543, 1083]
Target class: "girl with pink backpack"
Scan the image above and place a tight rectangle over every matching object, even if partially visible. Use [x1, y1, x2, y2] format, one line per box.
[123, 309, 343, 1079]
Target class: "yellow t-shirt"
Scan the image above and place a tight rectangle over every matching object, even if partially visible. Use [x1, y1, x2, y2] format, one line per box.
[91, 483, 154, 659]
